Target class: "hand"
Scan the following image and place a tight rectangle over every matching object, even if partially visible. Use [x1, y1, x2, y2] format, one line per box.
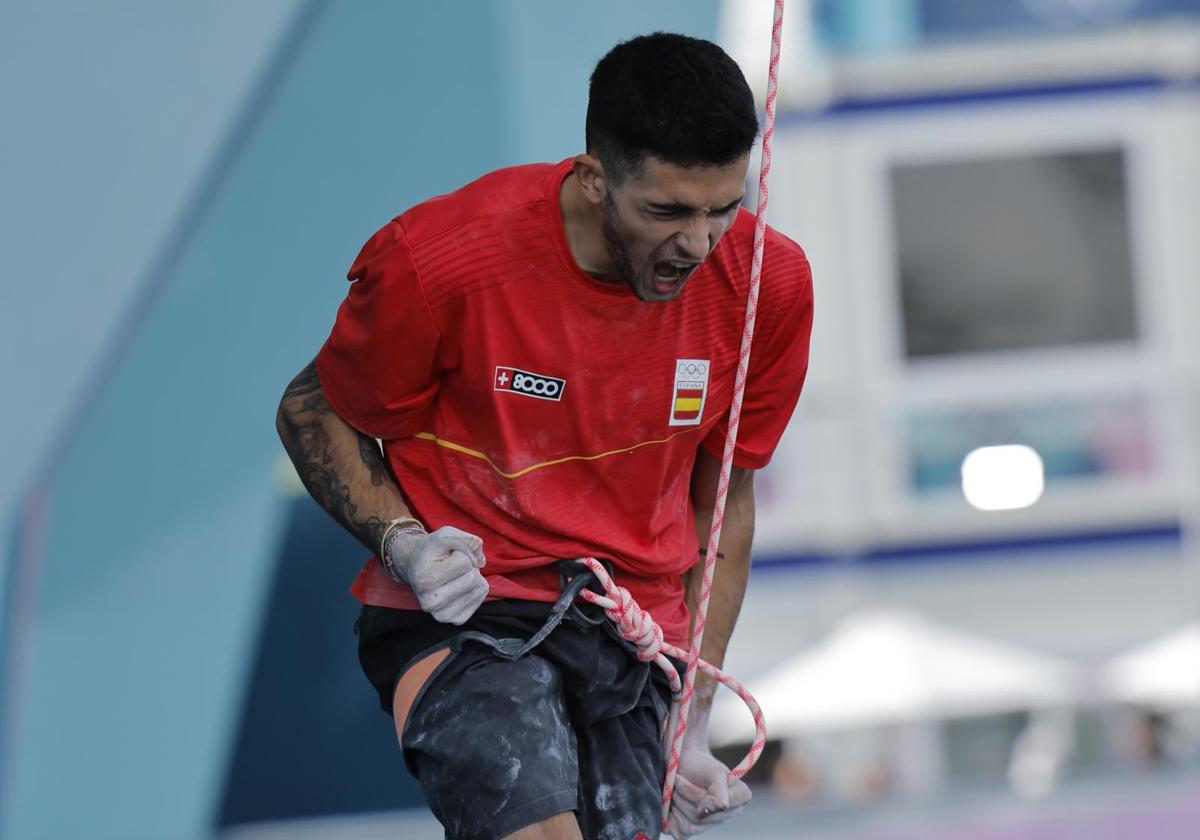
[384, 525, 488, 625]
[666, 747, 751, 838]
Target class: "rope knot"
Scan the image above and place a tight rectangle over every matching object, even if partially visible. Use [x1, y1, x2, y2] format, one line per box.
[607, 584, 664, 661]
[576, 558, 666, 663]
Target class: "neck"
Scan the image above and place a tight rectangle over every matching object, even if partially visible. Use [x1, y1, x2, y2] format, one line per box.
[560, 173, 617, 279]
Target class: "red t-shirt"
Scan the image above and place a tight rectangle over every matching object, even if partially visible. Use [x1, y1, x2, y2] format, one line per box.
[316, 159, 813, 646]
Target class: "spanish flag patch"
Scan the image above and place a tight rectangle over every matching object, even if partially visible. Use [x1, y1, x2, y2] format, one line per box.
[668, 358, 710, 427]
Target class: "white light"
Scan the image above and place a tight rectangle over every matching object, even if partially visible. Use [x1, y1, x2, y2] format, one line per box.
[961, 445, 1045, 511]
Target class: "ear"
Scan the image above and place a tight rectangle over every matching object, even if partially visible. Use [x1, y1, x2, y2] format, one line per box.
[572, 153, 607, 206]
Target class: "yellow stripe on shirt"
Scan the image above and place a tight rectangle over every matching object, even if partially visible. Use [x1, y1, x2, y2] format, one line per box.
[411, 428, 700, 479]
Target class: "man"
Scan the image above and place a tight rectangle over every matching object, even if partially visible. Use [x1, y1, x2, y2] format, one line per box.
[277, 32, 812, 840]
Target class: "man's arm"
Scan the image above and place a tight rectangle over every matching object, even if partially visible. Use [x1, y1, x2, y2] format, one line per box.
[683, 445, 755, 727]
[667, 446, 755, 837]
[275, 359, 488, 624]
[275, 359, 411, 553]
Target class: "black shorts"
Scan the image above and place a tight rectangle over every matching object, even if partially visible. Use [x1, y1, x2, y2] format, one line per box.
[356, 562, 680, 840]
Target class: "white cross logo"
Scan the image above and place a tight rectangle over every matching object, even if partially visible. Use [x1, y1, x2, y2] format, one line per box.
[496, 371, 510, 387]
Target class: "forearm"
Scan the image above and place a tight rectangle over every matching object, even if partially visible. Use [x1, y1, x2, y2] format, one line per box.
[275, 360, 412, 554]
[683, 460, 755, 736]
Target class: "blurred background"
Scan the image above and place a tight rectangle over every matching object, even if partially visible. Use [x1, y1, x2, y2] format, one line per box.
[2, 0, 1199, 838]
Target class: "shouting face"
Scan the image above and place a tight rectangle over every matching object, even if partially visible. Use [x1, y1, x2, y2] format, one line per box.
[597, 155, 749, 303]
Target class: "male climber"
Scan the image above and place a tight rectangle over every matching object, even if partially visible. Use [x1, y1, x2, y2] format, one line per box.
[277, 31, 813, 840]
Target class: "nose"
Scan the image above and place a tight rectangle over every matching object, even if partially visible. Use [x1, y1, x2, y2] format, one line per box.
[676, 217, 715, 261]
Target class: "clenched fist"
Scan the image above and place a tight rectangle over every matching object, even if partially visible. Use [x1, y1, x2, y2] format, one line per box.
[383, 525, 489, 625]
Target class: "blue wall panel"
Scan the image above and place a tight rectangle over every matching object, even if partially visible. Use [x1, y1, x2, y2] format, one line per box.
[3, 1, 514, 836]
[2, 1, 720, 836]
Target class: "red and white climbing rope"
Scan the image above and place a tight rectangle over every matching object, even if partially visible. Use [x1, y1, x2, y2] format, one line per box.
[581, 0, 787, 832]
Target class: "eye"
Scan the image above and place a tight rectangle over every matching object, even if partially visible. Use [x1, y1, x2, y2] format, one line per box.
[647, 207, 684, 220]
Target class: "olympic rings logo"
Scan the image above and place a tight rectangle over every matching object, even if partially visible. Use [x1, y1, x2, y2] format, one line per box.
[680, 362, 708, 376]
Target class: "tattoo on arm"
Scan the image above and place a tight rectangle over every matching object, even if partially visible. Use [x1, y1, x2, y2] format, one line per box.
[359, 436, 390, 487]
[278, 361, 393, 552]
[282, 362, 322, 399]
[283, 362, 337, 413]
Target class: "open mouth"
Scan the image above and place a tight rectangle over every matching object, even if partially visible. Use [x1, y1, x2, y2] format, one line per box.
[652, 260, 699, 293]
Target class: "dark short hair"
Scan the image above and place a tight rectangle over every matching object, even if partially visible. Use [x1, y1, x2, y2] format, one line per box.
[586, 32, 759, 185]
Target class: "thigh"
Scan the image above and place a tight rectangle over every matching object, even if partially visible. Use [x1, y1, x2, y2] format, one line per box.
[574, 670, 671, 840]
[403, 642, 580, 840]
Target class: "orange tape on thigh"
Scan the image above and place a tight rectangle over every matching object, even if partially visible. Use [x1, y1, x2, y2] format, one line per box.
[392, 646, 452, 742]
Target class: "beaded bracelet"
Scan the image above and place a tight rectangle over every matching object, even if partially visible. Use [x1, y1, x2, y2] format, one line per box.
[380, 515, 427, 580]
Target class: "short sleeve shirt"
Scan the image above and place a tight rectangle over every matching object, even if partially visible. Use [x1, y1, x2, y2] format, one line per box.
[316, 160, 813, 645]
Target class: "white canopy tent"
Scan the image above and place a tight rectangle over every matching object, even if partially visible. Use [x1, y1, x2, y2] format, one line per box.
[1100, 622, 1200, 708]
[711, 607, 1078, 746]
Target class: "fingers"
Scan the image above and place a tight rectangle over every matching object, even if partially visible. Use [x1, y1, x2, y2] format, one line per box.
[418, 559, 488, 624]
[429, 526, 486, 566]
[669, 759, 752, 836]
[669, 786, 748, 836]
[695, 777, 751, 817]
[671, 761, 726, 808]
[398, 527, 489, 623]
[704, 766, 730, 810]
[432, 576, 488, 625]
[676, 782, 748, 816]
[726, 778, 752, 809]
[672, 775, 708, 807]
[698, 801, 746, 822]
[467, 543, 485, 568]
[669, 802, 746, 837]
[407, 548, 474, 596]
[424, 557, 483, 601]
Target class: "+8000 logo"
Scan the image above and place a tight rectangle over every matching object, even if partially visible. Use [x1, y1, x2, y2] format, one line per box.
[513, 373, 560, 396]
[495, 366, 567, 401]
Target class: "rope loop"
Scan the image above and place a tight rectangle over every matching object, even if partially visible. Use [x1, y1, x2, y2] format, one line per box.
[573, 557, 765, 773]
[577, 558, 683, 693]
